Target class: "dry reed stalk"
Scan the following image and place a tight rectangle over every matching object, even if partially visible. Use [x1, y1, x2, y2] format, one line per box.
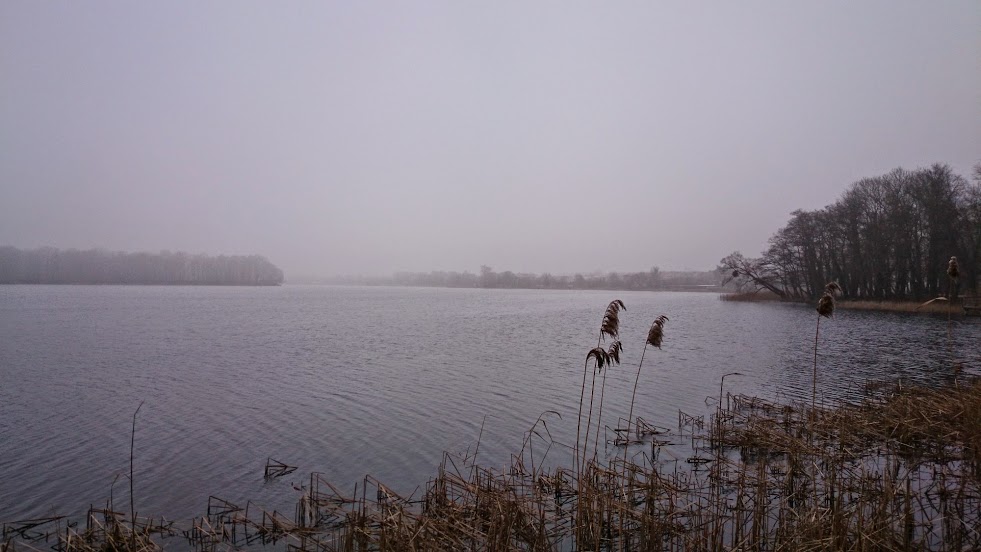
[625, 315, 668, 444]
[576, 300, 624, 477]
[947, 256, 960, 373]
[129, 401, 144, 552]
[592, 340, 623, 461]
[812, 282, 839, 437]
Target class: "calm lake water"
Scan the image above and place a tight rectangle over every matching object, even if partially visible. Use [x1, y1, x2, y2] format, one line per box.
[1, 285, 977, 522]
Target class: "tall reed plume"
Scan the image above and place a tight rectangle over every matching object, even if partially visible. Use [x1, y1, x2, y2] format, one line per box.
[625, 315, 668, 442]
[592, 340, 623, 460]
[576, 299, 624, 476]
[947, 256, 959, 372]
[813, 282, 839, 429]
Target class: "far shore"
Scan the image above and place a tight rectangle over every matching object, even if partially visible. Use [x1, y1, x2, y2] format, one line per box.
[720, 290, 978, 315]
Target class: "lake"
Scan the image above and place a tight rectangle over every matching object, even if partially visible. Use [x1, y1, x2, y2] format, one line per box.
[0, 285, 976, 522]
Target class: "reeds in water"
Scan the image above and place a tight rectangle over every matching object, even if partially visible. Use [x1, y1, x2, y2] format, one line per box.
[622, 315, 668, 445]
[10, 378, 978, 551]
[576, 299, 625, 477]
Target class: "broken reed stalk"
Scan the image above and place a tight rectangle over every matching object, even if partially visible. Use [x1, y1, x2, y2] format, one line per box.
[130, 400, 144, 552]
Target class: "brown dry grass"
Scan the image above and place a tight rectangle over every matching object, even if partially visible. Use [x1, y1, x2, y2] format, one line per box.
[722, 294, 973, 315]
[7, 379, 979, 552]
[719, 291, 782, 302]
[837, 300, 960, 314]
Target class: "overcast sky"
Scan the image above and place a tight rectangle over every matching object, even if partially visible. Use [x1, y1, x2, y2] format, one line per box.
[1, 2, 978, 278]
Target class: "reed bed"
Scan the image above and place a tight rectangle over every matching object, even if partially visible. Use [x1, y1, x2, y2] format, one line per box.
[718, 291, 783, 302]
[720, 294, 976, 315]
[5, 379, 978, 552]
[836, 301, 962, 315]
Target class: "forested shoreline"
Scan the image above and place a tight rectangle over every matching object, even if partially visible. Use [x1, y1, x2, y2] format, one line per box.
[312, 265, 721, 291]
[721, 163, 981, 301]
[0, 247, 284, 286]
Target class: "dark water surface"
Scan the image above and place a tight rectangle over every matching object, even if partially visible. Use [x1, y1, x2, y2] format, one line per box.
[1, 285, 977, 521]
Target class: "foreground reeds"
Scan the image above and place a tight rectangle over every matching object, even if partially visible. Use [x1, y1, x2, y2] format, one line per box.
[6, 378, 979, 552]
[576, 299, 625, 477]
[623, 315, 668, 445]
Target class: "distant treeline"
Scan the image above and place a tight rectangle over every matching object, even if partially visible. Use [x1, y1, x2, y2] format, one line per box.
[322, 266, 721, 291]
[0, 247, 284, 286]
[721, 163, 981, 300]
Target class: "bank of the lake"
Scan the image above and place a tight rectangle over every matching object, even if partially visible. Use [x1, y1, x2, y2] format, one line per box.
[721, 291, 980, 316]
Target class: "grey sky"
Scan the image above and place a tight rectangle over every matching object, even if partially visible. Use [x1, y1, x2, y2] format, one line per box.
[2, 2, 978, 278]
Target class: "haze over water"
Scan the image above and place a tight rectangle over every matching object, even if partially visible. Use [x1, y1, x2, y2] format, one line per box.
[2, 2, 979, 277]
[2, 285, 976, 522]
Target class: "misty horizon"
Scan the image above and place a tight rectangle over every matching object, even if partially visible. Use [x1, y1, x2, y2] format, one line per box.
[2, 3, 978, 278]
[0, 243, 720, 282]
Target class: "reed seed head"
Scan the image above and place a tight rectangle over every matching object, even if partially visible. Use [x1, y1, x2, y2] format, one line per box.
[587, 346, 611, 372]
[646, 315, 668, 349]
[600, 299, 626, 341]
[816, 282, 839, 318]
[816, 293, 835, 318]
[607, 341, 623, 365]
[947, 256, 959, 279]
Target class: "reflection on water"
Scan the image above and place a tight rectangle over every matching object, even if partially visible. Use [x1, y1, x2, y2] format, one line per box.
[0, 285, 977, 521]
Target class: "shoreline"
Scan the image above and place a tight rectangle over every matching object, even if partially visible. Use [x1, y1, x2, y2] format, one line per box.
[720, 291, 977, 315]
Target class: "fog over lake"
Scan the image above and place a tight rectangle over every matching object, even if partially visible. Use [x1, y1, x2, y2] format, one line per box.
[2, 2, 979, 278]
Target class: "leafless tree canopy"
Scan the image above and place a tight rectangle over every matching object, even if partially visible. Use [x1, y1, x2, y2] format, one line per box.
[722, 164, 981, 300]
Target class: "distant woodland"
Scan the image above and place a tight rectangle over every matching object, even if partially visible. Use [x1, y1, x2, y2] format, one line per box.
[721, 163, 981, 300]
[321, 266, 721, 291]
[0, 247, 284, 286]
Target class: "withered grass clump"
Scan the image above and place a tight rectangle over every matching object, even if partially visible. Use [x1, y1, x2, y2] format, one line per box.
[9, 379, 979, 552]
